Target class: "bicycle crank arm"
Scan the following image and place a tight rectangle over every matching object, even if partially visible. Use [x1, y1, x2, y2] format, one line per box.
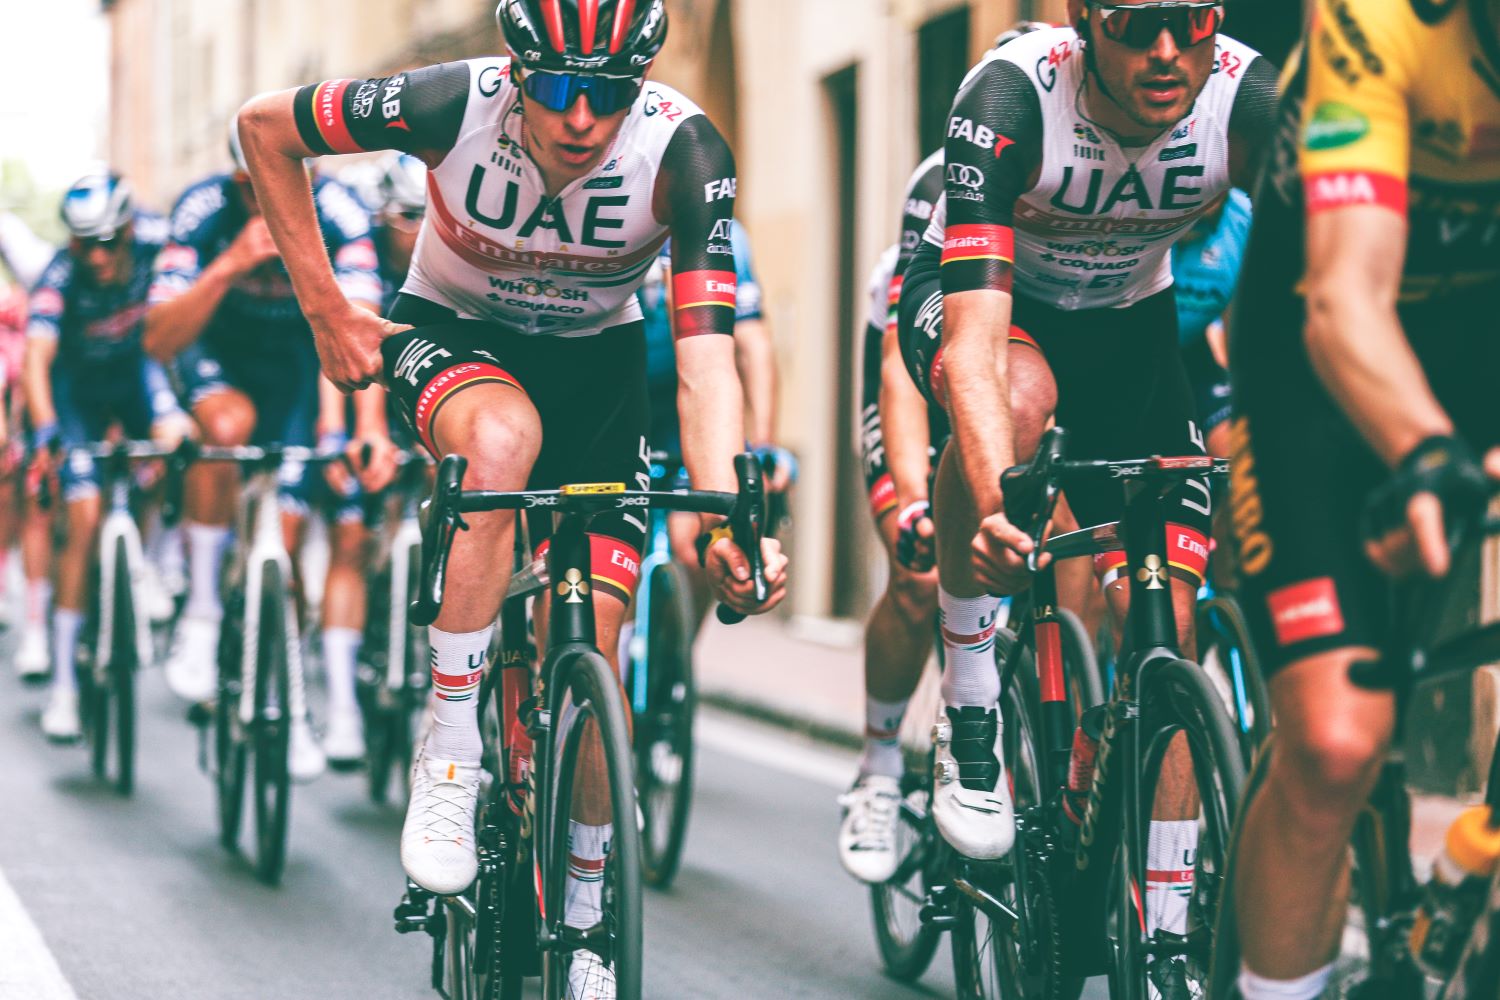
[952, 875, 1020, 934]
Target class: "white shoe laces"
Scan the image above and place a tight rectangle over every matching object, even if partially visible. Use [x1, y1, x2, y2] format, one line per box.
[840, 782, 901, 851]
[568, 951, 616, 1000]
[410, 758, 479, 844]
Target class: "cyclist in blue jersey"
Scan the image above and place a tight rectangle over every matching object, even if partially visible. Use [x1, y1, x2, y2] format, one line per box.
[1173, 187, 1251, 460]
[638, 217, 788, 621]
[21, 174, 194, 741]
[372, 154, 427, 317]
[145, 127, 394, 778]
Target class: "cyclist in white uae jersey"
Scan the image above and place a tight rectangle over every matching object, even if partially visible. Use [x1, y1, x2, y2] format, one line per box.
[235, 3, 786, 993]
[896, 6, 1275, 985]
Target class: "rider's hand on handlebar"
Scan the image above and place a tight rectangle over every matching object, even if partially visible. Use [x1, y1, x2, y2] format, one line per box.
[706, 535, 788, 616]
[312, 302, 410, 394]
[895, 500, 936, 573]
[1364, 439, 1500, 579]
[754, 445, 798, 494]
[150, 410, 197, 451]
[350, 433, 399, 493]
[972, 511, 1044, 595]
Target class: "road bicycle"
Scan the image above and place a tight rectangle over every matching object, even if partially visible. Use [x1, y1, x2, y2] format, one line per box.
[394, 452, 768, 1000]
[182, 443, 346, 885]
[625, 451, 698, 887]
[910, 428, 1245, 1000]
[1195, 589, 1272, 767]
[71, 440, 171, 795]
[1209, 490, 1500, 1000]
[357, 450, 432, 802]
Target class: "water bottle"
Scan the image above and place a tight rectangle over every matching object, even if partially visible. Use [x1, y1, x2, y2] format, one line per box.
[1409, 805, 1500, 979]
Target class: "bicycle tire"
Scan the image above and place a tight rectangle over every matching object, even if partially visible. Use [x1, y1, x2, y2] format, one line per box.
[111, 536, 137, 796]
[869, 772, 944, 982]
[1059, 608, 1105, 717]
[216, 600, 247, 854]
[1196, 595, 1272, 764]
[1112, 658, 1246, 1000]
[540, 649, 643, 1000]
[252, 560, 292, 885]
[637, 562, 697, 888]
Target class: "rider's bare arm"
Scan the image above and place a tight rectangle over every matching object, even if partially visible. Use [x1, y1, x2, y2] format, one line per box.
[938, 58, 1042, 516]
[21, 334, 57, 431]
[879, 315, 932, 510]
[656, 115, 743, 498]
[733, 316, 777, 449]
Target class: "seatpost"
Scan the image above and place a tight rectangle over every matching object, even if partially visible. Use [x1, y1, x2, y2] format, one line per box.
[1122, 478, 1178, 658]
[546, 514, 595, 649]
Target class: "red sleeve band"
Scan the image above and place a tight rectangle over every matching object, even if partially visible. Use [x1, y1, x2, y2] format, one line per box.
[941, 224, 1015, 267]
[672, 270, 738, 312]
[310, 79, 364, 154]
[1303, 171, 1407, 217]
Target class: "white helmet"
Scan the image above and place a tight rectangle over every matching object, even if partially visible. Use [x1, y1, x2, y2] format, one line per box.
[994, 20, 1052, 49]
[60, 173, 135, 241]
[379, 154, 428, 216]
[228, 114, 248, 174]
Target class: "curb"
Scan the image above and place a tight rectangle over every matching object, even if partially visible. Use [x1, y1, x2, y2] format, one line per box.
[697, 691, 863, 753]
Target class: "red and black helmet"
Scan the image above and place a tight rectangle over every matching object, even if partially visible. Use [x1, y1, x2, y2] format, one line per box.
[497, 0, 668, 75]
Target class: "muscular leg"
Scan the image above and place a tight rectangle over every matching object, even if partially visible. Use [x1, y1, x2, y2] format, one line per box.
[49, 494, 100, 694]
[320, 518, 370, 721]
[183, 390, 255, 619]
[1236, 650, 1393, 983]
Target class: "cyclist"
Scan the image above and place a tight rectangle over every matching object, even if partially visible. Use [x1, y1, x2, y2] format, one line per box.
[145, 126, 388, 782]
[837, 149, 944, 884]
[636, 215, 787, 624]
[0, 285, 25, 632]
[372, 153, 427, 315]
[897, 3, 1274, 949]
[1224, 2, 1500, 997]
[20, 173, 193, 740]
[234, 2, 787, 994]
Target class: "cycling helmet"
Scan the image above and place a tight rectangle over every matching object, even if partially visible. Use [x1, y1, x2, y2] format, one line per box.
[228, 114, 248, 174]
[497, 0, 668, 74]
[59, 173, 134, 241]
[994, 20, 1052, 49]
[379, 154, 428, 215]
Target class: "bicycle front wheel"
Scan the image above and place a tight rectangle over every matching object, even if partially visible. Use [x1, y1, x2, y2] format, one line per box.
[636, 562, 696, 888]
[1196, 595, 1272, 765]
[110, 536, 138, 795]
[541, 649, 642, 1000]
[1112, 657, 1246, 1000]
[251, 561, 292, 885]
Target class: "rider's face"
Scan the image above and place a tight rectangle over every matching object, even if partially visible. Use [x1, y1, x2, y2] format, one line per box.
[521, 90, 631, 187]
[74, 231, 131, 287]
[1073, 0, 1218, 131]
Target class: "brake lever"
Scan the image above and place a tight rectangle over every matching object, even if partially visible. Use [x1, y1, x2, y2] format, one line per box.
[409, 454, 469, 627]
[717, 452, 767, 626]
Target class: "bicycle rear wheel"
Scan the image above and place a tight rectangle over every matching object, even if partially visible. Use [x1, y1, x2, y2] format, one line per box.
[1059, 608, 1105, 717]
[541, 649, 642, 1000]
[110, 536, 137, 795]
[252, 561, 292, 885]
[216, 599, 247, 853]
[1113, 658, 1245, 1000]
[636, 562, 696, 888]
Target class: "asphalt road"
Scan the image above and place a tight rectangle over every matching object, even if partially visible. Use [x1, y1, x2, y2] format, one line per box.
[0, 640, 1013, 1000]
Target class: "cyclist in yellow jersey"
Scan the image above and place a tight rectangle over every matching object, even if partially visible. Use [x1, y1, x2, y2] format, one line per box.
[1226, 1, 1500, 997]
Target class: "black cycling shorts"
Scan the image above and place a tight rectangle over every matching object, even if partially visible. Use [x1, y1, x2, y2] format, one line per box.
[898, 267, 1212, 586]
[383, 294, 650, 603]
[1230, 279, 1500, 677]
[859, 317, 950, 521]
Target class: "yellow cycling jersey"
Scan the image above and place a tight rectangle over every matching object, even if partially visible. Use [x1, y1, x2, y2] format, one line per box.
[1292, 0, 1500, 299]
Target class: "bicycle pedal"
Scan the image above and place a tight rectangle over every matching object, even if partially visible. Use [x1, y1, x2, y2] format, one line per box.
[393, 884, 436, 935]
[919, 886, 957, 928]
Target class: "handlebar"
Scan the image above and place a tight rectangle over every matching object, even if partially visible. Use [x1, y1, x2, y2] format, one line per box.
[409, 451, 769, 628]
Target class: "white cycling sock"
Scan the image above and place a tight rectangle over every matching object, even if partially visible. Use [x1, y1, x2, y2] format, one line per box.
[565, 821, 612, 929]
[185, 523, 230, 620]
[938, 589, 1002, 709]
[26, 578, 51, 629]
[426, 625, 492, 763]
[1145, 819, 1199, 938]
[322, 626, 362, 714]
[1237, 963, 1333, 1000]
[151, 520, 185, 582]
[859, 695, 909, 779]
[51, 608, 83, 693]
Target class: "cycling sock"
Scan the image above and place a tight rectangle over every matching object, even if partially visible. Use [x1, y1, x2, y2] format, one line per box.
[565, 821, 612, 929]
[937, 589, 1002, 709]
[426, 625, 492, 763]
[150, 520, 185, 582]
[1236, 963, 1333, 1000]
[185, 523, 230, 620]
[1145, 819, 1198, 938]
[322, 626, 362, 714]
[51, 607, 83, 693]
[858, 695, 909, 779]
[26, 578, 51, 629]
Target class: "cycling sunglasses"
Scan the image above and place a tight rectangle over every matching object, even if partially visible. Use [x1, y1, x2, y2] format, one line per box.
[1089, 2, 1224, 50]
[518, 68, 643, 115]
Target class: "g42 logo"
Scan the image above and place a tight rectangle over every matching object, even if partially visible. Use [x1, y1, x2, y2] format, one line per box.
[1213, 45, 1243, 79]
[1036, 40, 1073, 93]
[643, 90, 683, 121]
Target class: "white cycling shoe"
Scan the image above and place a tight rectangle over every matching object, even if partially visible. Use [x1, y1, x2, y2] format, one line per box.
[289, 716, 327, 783]
[165, 614, 220, 702]
[837, 774, 904, 884]
[15, 624, 49, 683]
[932, 704, 1015, 860]
[323, 705, 367, 768]
[566, 950, 616, 1000]
[401, 747, 482, 895]
[41, 688, 82, 742]
[139, 564, 177, 625]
